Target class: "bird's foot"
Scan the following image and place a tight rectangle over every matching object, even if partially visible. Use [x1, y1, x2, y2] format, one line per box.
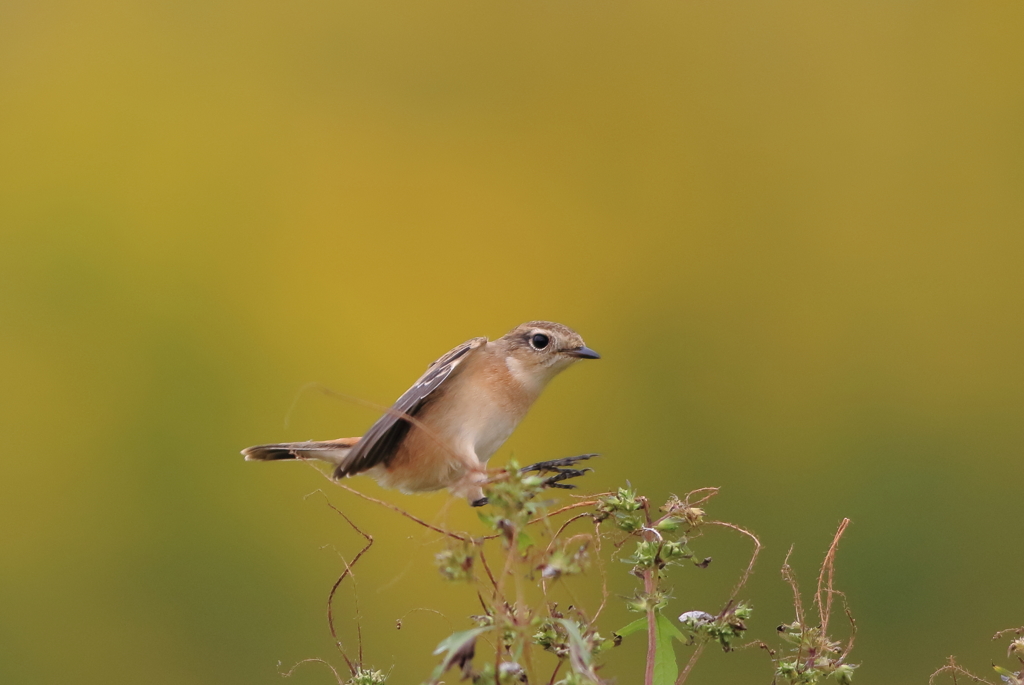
[520, 454, 598, 490]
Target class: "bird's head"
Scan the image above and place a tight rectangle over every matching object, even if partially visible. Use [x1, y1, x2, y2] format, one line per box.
[499, 321, 600, 389]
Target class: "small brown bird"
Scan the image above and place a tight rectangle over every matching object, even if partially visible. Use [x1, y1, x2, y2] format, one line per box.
[242, 321, 600, 505]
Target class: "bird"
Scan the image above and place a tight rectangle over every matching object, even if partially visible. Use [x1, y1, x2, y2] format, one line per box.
[242, 321, 601, 506]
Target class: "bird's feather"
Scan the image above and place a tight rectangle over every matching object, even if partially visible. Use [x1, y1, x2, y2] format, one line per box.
[333, 336, 487, 478]
[242, 437, 359, 463]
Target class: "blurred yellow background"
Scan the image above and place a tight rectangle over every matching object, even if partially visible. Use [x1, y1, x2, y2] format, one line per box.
[2, 1, 1022, 683]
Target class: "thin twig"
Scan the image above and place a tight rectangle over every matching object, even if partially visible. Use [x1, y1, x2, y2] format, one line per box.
[322, 475, 472, 541]
[705, 520, 762, 606]
[684, 487, 721, 508]
[545, 513, 598, 553]
[477, 545, 502, 595]
[475, 588, 491, 614]
[354, 568, 364, 666]
[841, 598, 857, 660]
[547, 658, 564, 685]
[591, 519, 611, 622]
[325, 554, 361, 674]
[993, 627, 1024, 641]
[737, 639, 776, 657]
[929, 657, 995, 685]
[815, 518, 850, 632]
[279, 657, 346, 684]
[305, 490, 373, 675]
[780, 545, 805, 627]
[675, 642, 707, 685]
[530, 499, 603, 525]
[780, 544, 806, 672]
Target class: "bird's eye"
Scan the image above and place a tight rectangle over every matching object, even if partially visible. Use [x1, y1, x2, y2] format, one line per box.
[529, 333, 550, 350]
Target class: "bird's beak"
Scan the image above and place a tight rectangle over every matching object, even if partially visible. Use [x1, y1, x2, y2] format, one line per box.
[568, 346, 601, 359]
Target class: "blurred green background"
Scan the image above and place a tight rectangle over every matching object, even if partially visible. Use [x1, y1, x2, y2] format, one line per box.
[2, 1, 1022, 683]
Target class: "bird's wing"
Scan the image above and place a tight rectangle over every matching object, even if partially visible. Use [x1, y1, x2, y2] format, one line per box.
[334, 336, 488, 478]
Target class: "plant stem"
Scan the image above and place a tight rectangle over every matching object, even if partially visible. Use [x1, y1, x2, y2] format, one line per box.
[644, 567, 657, 685]
[641, 496, 657, 685]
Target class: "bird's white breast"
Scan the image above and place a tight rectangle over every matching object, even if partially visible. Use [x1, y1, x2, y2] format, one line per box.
[426, 352, 537, 465]
[472, 406, 520, 463]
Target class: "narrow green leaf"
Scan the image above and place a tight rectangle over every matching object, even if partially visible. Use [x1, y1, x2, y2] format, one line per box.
[557, 619, 601, 682]
[426, 626, 492, 684]
[614, 617, 648, 639]
[476, 510, 498, 528]
[558, 619, 592, 668]
[653, 614, 679, 685]
[660, 614, 689, 644]
[432, 626, 491, 656]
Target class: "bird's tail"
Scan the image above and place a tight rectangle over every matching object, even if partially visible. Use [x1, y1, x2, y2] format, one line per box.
[241, 437, 360, 467]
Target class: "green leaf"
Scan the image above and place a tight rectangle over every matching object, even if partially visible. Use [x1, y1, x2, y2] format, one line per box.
[614, 617, 648, 639]
[612, 615, 682, 685]
[426, 626, 491, 684]
[557, 619, 601, 682]
[517, 529, 535, 552]
[476, 510, 498, 528]
[558, 619, 592, 668]
[654, 614, 679, 685]
[660, 613, 689, 644]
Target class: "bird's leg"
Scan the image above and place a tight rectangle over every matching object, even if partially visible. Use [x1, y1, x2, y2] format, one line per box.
[520, 454, 598, 490]
[470, 455, 599, 506]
